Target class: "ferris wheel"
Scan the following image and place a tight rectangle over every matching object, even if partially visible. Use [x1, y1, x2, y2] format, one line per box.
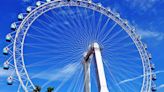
[3, 0, 157, 92]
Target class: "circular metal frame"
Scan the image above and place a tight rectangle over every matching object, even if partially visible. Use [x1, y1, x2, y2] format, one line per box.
[11, 0, 152, 92]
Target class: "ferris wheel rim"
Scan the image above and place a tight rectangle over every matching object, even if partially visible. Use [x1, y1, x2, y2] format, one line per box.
[11, 0, 152, 91]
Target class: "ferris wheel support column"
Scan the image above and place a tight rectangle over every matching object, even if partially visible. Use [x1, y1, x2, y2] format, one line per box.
[83, 45, 94, 92]
[93, 43, 109, 92]
[83, 60, 91, 92]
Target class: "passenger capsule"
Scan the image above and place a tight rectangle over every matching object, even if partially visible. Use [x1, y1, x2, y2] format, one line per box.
[3, 61, 9, 70]
[151, 64, 155, 70]
[18, 13, 24, 20]
[27, 6, 32, 12]
[130, 27, 135, 33]
[97, 3, 102, 10]
[88, 0, 92, 3]
[46, 0, 51, 2]
[97, 3, 102, 7]
[151, 84, 157, 91]
[124, 19, 128, 25]
[7, 76, 13, 85]
[3, 47, 9, 55]
[148, 53, 152, 59]
[136, 35, 141, 40]
[36, 1, 42, 7]
[138, 35, 141, 40]
[107, 7, 111, 12]
[6, 34, 12, 42]
[115, 13, 120, 18]
[10, 22, 17, 30]
[143, 43, 147, 50]
[152, 73, 157, 80]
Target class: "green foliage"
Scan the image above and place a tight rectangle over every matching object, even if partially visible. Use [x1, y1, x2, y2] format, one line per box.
[32, 85, 54, 92]
[46, 87, 54, 92]
[33, 85, 41, 92]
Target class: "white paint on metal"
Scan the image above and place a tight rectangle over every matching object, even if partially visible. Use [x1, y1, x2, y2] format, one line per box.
[93, 42, 109, 92]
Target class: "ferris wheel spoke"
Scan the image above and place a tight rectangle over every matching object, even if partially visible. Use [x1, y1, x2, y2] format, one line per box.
[108, 64, 142, 80]
[109, 53, 141, 61]
[32, 22, 73, 42]
[76, 68, 85, 92]
[107, 43, 136, 52]
[95, 13, 103, 39]
[29, 25, 63, 42]
[108, 60, 142, 70]
[42, 12, 78, 37]
[35, 19, 56, 33]
[24, 49, 78, 57]
[103, 42, 136, 52]
[104, 61, 141, 92]
[65, 7, 88, 42]
[54, 62, 81, 92]
[24, 43, 63, 50]
[104, 57, 141, 74]
[108, 28, 123, 40]
[106, 59, 142, 70]
[90, 61, 99, 90]
[74, 7, 92, 42]
[45, 64, 82, 90]
[104, 34, 130, 48]
[75, 7, 88, 33]
[25, 35, 78, 49]
[101, 23, 117, 42]
[26, 50, 83, 69]
[76, 7, 93, 42]
[106, 55, 141, 64]
[26, 33, 60, 43]
[107, 51, 140, 59]
[24, 40, 84, 53]
[71, 67, 83, 92]
[26, 56, 59, 68]
[104, 60, 142, 84]
[30, 25, 53, 37]
[24, 43, 57, 48]
[83, 8, 94, 40]
[51, 9, 78, 31]
[58, 6, 85, 33]
[53, 7, 90, 43]
[103, 60, 124, 92]
[85, 8, 96, 40]
[98, 17, 111, 39]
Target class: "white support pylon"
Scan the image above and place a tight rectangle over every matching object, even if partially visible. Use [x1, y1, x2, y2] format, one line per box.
[83, 60, 91, 92]
[83, 42, 109, 92]
[93, 42, 109, 92]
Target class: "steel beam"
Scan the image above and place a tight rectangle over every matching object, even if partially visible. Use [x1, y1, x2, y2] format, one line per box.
[83, 42, 109, 92]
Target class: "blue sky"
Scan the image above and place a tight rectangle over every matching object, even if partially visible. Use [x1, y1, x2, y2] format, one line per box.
[0, 0, 164, 92]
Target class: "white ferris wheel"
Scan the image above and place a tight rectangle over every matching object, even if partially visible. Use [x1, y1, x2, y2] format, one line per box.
[3, 0, 156, 92]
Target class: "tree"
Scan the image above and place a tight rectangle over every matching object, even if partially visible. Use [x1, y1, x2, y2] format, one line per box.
[46, 87, 54, 92]
[33, 85, 41, 92]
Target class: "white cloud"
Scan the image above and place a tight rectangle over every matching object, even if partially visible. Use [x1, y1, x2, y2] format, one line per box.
[119, 75, 142, 84]
[125, 0, 160, 11]
[31, 62, 81, 81]
[22, 0, 31, 3]
[137, 29, 164, 41]
[157, 84, 164, 89]
[132, 22, 164, 41]
[0, 67, 13, 77]
[119, 70, 164, 84]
